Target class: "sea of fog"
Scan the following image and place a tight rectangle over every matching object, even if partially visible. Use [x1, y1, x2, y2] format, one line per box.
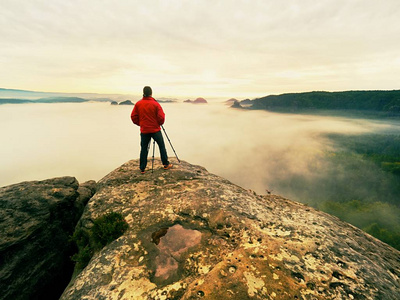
[1, 102, 398, 198]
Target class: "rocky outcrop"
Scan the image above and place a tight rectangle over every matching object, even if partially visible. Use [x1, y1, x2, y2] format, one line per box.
[0, 177, 96, 300]
[231, 100, 243, 108]
[61, 159, 400, 300]
[194, 98, 207, 104]
[119, 100, 134, 105]
[225, 98, 238, 105]
[184, 98, 208, 104]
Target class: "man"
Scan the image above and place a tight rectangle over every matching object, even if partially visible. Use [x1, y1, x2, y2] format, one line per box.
[131, 86, 172, 173]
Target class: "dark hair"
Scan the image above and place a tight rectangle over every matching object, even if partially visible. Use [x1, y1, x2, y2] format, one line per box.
[143, 86, 152, 97]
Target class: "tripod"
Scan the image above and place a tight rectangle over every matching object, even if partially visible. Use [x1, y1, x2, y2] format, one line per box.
[147, 138, 156, 173]
[161, 125, 181, 163]
[146, 126, 180, 173]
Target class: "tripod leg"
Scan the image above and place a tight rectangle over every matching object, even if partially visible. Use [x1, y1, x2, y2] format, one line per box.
[161, 125, 181, 163]
[151, 139, 155, 173]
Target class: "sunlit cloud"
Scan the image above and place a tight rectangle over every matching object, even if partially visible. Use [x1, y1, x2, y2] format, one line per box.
[1, 0, 399, 97]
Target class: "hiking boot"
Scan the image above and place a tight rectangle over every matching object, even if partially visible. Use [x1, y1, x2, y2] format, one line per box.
[140, 169, 146, 174]
[163, 164, 173, 170]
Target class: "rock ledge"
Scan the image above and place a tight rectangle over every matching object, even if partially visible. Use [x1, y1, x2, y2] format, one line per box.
[62, 159, 400, 300]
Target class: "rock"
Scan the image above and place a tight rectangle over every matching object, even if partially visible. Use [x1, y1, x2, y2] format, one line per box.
[225, 98, 238, 105]
[119, 100, 134, 105]
[0, 177, 96, 300]
[194, 97, 207, 104]
[184, 98, 208, 104]
[240, 99, 252, 105]
[75, 180, 97, 215]
[110, 101, 118, 105]
[231, 100, 243, 108]
[61, 159, 400, 299]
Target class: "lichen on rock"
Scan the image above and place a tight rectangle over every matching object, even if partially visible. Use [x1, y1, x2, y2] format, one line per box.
[61, 159, 400, 300]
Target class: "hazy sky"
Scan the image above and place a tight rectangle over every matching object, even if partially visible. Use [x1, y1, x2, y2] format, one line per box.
[1, 0, 399, 99]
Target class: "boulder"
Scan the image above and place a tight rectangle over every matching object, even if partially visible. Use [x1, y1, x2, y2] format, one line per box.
[61, 160, 400, 300]
[0, 177, 96, 300]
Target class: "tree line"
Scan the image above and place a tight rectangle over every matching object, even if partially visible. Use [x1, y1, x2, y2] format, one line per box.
[315, 133, 400, 250]
[250, 90, 400, 113]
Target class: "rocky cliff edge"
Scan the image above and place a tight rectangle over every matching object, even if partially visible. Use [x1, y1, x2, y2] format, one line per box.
[0, 177, 96, 300]
[61, 159, 400, 300]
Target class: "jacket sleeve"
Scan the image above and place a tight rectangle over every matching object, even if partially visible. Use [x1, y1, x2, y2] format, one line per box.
[156, 103, 165, 125]
[131, 105, 140, 126]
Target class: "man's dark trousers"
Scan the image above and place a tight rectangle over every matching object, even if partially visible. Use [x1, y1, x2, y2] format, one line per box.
[140, 130, 169, 171]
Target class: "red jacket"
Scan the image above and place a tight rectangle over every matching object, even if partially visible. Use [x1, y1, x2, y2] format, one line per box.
[131, 97, 165, 133]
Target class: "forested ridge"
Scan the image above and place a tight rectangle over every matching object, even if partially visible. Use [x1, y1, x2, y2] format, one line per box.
[250, 90, 400, 113]
[323, 133, 400, 249]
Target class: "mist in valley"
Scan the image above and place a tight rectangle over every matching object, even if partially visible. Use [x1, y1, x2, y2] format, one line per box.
[1, 102, 399, 248]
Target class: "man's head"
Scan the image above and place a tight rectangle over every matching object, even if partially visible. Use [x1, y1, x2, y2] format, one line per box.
[143, 86, 152, 97]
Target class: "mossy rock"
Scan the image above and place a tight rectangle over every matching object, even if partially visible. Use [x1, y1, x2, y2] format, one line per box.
[71, 212, 128, 271]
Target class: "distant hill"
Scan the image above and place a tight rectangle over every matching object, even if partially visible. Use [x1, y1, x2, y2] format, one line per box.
[194, 97, 207, 104]
[0, 87, 133, 102]
[225, 98, 238, 104]
[118, 100, 134, 105]
[0, 98, 34, 104]
[250, 90, 400, 114]
[35, 97, 87, 103]
[0, 94, 117, 105]
[184, 97, 208, 104]
[0, 97, 88, 105]
[0, 88, 59, 99]
[230, 100, 242, 108]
